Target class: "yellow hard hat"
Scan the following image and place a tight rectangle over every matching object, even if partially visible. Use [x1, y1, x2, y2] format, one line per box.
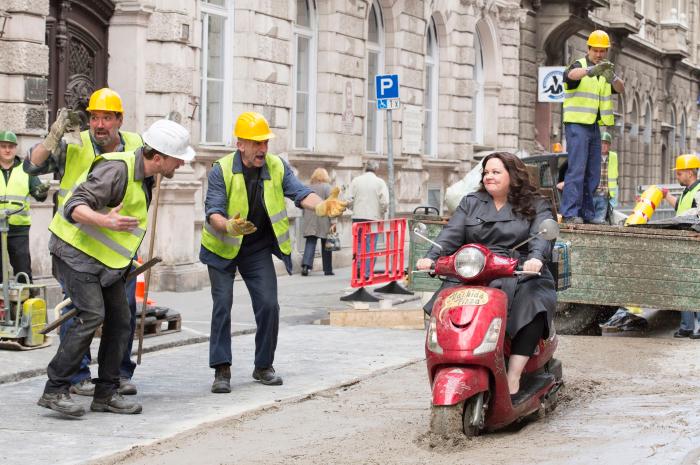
[673, 154, 700, 170]
[86, 88, 124, 113]
[234, 111, 275, 141]
[587, 30, 610, 48]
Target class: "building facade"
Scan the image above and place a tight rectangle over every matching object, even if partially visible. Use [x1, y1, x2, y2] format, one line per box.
[1, 0, 699, 290]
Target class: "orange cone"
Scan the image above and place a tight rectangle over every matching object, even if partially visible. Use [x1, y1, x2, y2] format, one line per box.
[135, 257, 155, 306]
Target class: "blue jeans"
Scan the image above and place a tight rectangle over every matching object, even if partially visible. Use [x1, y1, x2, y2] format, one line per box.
[59, 270, 137, 384]
[592, 194, 609, 223]
[561, 123, 601, 220]
[302, 236, 332, 274]
[46, 257, 131, 398]
[208, 248, 279, 369]
[680, 311, 700, 332]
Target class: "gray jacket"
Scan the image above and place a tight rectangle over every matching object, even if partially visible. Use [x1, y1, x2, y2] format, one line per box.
[302, 182, 332, 238]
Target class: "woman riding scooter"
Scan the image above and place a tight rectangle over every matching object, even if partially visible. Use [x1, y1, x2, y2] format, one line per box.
[417, 152, 556, 396]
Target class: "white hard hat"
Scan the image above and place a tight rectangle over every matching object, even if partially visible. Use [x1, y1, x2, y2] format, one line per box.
[142, 119, 195, 161]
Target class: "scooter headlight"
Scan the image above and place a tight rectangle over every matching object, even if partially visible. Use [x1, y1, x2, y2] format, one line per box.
[473, 317, 502, 355]
[454, 247, 486, 279]
[426, 315, 443, 354]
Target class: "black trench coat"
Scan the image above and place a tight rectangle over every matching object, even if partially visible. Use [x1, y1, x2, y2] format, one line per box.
[425, 191, 556, 338]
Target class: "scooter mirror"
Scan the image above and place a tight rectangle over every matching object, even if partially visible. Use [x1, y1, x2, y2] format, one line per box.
[537, 218, 559, 240]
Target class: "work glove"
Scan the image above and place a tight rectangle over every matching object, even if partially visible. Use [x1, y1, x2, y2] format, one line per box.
[315, 186, 348, 218]
[225, 213, 257, 236]
[42, 108, 82, 152]
[586, 60, 613, 78]
[34, 182, 50, 196]
[600, 67, 617, 84]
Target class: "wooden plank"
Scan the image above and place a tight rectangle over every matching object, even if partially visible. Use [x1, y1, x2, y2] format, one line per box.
[559, 288, 700, 311]
[561, 259, 700, 283]
[569, 247, 700, 268]
[560, 234, 700, 254]
[328, 308, 425, 330]
[566, 274, 700, 296]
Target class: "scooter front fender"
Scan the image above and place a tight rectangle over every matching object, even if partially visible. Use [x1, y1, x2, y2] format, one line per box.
[432, 366, 489, 406]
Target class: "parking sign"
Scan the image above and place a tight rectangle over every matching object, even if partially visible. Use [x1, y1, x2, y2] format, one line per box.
[376, 74, 399, 110]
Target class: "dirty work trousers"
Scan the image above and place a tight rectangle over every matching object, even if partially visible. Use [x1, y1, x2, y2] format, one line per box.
[561, 122, 601, 221]
[208, 248, 279, 370]
[45, 257, 131, 399]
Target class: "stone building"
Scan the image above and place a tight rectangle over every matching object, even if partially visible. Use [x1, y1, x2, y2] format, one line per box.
[1, 0, 699, 291]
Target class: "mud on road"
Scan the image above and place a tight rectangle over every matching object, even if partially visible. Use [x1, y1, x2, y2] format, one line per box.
[94, 335, 700, 465]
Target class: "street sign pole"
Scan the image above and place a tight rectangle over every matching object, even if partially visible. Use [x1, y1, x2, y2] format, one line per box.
[386, 108, 395, 219]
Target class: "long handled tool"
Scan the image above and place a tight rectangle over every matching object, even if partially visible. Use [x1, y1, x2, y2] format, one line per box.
[39, 257, 162, 335]
[136, 173, 162, 364]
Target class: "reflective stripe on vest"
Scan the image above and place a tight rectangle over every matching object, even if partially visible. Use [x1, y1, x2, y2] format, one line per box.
[563, 58, 614, 126]
[677, 182, 700, 215]
[607, 151, 618, 200]
[49, 151, 148, 269]
[201, 152, 291, 260]
[0, 167, 31, 226]
[58, 130, 143, 208]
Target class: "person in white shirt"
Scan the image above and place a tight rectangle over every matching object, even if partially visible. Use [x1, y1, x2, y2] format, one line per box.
[346, 160, 389, 278]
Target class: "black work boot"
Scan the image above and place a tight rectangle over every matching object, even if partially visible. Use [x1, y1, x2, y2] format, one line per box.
[252, 366, 283, 386]
[37, 391, 86, 417]
[91, 393, 142, 414]
[211, 365, 231, 393]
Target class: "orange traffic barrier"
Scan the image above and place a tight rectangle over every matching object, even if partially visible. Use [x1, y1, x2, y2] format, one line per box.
[350, 219, 407, 288]
[625, 185, 663, 225]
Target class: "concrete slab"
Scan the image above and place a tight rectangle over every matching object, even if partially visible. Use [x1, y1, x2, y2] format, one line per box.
[0, 325, 425, 465]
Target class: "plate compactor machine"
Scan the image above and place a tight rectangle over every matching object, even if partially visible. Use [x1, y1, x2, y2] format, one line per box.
[0, 200, 50, 350]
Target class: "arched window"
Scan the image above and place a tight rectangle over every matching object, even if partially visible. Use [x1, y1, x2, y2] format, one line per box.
[366, 1, 384, 153]
[643, 102, 652, 183]
[668, 107, 676, 157]
[473, 28, 485, 145]
[680, 110, 687, 153]
[293, 0, 317, 150]
[200, 0, 234, 144]
[423, 17, 439, 157]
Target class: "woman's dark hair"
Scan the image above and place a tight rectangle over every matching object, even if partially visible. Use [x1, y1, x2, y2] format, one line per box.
[479, 151, 541, 219]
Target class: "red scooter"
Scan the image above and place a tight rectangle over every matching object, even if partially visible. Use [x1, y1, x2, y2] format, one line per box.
[413, 219, 563, 436]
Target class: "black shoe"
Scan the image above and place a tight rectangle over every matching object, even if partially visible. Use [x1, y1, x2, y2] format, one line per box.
[674, 329, 693, 338]
[689, 332, 700, 340]
[324, 271, 335, 276]
[118, 378, 137, 396]
[91, 393, 142, 414]
[563, 216, 584, 224]
[211, 365, 231, 393]
[252, 366, 283, 386]
[37, 392, 86, 417]
[301, 265, 309, 276]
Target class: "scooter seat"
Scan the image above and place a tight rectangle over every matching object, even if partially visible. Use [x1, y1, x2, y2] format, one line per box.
[510, 372, 555, 406]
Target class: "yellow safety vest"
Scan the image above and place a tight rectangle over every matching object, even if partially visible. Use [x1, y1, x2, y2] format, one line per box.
[563, 58, 614, 126]
[607, 151, 618, 201]
[201, 152, 291, 260]
[677, 182, 700, 215]
[49, 151, 148, 269]
[58, 130, 142, 211]
[0, 166, 31, 226]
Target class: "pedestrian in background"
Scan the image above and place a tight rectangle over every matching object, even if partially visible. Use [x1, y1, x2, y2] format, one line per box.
[201, 112, 347, 394]
[346, 160, 389, 278]
[301, 167, 336, 277]
[25, 88, 142, 398]
[0, 130, 49, 282]
[561, 29, 624, 224]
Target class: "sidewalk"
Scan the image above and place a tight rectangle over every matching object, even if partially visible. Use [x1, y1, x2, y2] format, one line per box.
[0, 266, 420, 384]
[1, 325, 425, 465]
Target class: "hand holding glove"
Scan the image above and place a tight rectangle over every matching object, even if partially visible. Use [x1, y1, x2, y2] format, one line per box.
[586, 60, 613, 78]
[225, 213, 257, 236]
[43, 108, 82, 152]
[315, 186, 348, 218]
[601, 67, 616, 84]
[35, 182, 50, 196]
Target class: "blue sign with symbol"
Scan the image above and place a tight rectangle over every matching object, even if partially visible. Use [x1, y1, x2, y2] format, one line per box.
[375, 74, 399, 100]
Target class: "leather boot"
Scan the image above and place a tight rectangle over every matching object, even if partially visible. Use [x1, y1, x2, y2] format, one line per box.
[37, 391, 86, 417]
[211, 365, 231, 393]
[252, 366, 283, 386]
[91, 393, 142, 414]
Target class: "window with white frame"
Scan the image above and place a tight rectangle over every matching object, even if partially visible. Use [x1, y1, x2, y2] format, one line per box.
[366, 1, 384, 153]
[200, 0, 233, 145]
[473, 29, 485, 145]
[293, 0, 317, 150]
[424, 17, 439, 157]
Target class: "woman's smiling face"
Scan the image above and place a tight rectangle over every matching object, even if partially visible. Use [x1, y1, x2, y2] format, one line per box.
[482, 157, 511, 199]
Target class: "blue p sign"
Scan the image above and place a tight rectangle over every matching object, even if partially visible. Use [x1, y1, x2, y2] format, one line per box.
[375, 74, 399, 100]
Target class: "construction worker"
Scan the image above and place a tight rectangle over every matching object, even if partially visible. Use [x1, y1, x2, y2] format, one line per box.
[37, 119, 194, 417]
[590, 131, 619, 224]
[24, 88, 142, 398]
[0, 131, 49, 281]
[663, 154, 700, 339]
[201, 111, 347, 393]
[561, 30, 624, 224]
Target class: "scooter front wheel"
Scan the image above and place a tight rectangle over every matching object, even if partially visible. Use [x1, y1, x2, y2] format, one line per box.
[430, 392, 485, 437]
